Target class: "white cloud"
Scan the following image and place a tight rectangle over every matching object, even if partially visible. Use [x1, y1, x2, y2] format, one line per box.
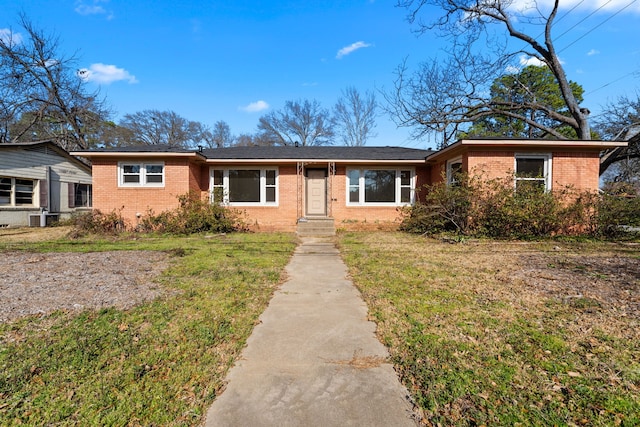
[587, 49, 600, 56]
[240, 100, 269, 113]
[336, 41, 372, 59]
[75, 1, 114, 19]
[78, 63, 137, 84]
[519, 55, 546, 67]
[0, 28, 23, 45]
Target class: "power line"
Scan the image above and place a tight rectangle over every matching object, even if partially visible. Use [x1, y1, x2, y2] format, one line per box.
[558, 0, 638, 54]
[586, 71, 638, 96]
[554, 0, 613, 42]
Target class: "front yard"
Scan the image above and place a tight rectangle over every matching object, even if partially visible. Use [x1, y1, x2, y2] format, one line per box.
[1, 228, 638, 426]
[339, 232, 640, 426]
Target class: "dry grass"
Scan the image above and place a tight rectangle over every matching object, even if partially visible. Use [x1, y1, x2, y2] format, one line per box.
[339, 232, 640, 426]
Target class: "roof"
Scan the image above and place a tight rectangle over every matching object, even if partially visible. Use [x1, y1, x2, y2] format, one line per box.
[426, 138, 628, 163]
[73, 145, 434, 163]
[201, 146, 433, 161]
[0, 140, 92, 173]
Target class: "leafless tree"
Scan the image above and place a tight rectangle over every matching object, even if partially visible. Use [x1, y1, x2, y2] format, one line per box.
[206, 120, 234, 148]
[386, 0, 592, 147]
[119, 109, 208, 148]
[595, 94, 640, 177]
[257, 99, 335, 146]
[0, 14, 108, 150]
[334, 87, 378, 146]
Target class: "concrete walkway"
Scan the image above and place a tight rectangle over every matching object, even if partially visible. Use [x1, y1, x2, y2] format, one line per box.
[204, 237, 417, 427]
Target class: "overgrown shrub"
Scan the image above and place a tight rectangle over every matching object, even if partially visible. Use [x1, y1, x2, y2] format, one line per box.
[138, 193, 245, 234]
[70, 208, 127, 236]
[400, 174, 602, 239]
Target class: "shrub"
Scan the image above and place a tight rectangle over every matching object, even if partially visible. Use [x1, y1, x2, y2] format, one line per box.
[70, 208, 127, 236]
[400, 174, 597, 239]
[138, 193, 246, 234]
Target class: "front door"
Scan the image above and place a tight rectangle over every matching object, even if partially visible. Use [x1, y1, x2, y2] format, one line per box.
[306, 169, 327, 216]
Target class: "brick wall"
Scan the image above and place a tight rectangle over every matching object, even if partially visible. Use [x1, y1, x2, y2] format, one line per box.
[92, 158, 197, 228]
[552, 151, 600, 192]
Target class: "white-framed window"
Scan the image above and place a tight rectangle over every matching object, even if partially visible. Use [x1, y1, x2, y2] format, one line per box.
[514, 154, 552, 192]
[446, 156, 463, 185]
[347, 168, 415, 206]
[0, 177, 35, 206]
[209, 167, 278, 206]
[118, 162, 165, 187]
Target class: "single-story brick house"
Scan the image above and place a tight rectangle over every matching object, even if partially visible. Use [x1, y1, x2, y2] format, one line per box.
[1, 141, 93, 227]
[72, 139, 625, 232]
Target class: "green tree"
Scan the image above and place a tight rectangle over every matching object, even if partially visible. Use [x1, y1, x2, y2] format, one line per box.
[463, 65, 585, 139]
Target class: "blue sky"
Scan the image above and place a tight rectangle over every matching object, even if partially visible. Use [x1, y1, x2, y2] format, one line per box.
[1, 0, 639, 149]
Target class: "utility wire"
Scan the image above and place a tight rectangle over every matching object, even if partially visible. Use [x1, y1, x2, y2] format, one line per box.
[553, 0, 613, 42]
[558, 0, 638, 54]
[586, 71, 638, 95]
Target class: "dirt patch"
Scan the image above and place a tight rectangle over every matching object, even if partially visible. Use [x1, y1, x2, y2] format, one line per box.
[0, 250, 172, 323]
[510, 252, 640, 319]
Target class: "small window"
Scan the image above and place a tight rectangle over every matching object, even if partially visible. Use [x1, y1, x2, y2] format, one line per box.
[0, 177, 11, 205]
[400, 170, 412, 203]
[348, 169, 360, 203]
[74, 183, 92, 207]
[515, 154, 551, 192]
[446, 157, 463, 185]
[119, 163, 164, 187]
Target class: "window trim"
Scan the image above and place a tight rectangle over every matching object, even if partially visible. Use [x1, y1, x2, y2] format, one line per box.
[346, 168, 415, 206]
[209, 167, 279, 206]
[0, 176, 36, 207]
[118, 162, 165, 187]
[514, 153, 552, 192]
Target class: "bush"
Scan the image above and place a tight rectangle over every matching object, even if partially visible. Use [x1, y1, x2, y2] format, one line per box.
[400, 174, 599, 239]
[71, 194, 246, 236]
[138, 193, 246, 234]
[70, 208, 127, 236]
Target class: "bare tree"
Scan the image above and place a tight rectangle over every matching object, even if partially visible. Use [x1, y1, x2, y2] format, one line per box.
[387, 0, 592, 147]
[257, 99, 335, 146]
[119, 109, 207, 148]
[207, 120, 234, 148]
[0, 14, 108, 150]
[595, 94, 640, 177]
[334, 87, 378, 146]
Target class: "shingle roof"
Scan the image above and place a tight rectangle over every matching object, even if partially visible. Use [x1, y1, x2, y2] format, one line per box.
[201, 145, 433, 160]
[74, 144, 434, 161]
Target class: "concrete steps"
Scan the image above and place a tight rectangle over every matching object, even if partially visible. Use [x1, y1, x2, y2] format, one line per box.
[296, 217, 335, 237]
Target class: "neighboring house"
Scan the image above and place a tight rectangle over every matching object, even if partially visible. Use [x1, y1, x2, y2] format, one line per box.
[72, 139, 625, 232]
[0, 141, 93, 227]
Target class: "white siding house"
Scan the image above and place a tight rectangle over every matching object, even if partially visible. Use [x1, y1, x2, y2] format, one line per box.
[0, 141, 92, 226]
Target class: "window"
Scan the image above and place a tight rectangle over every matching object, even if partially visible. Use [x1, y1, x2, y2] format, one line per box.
[0, 177, 35, 206]
[347, 168, 414, 205]
[446, 156, 463, 185]
[210, 168, 278, 205]
[73, 183, 92, 207]
[515, 154, 551, 192]
[118, 163, 164, 187]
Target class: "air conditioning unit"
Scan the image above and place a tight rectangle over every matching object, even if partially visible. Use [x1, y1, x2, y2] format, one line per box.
[28, 213, 60, 227]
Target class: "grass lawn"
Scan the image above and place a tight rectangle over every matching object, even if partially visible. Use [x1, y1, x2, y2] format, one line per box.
[0, 231, 297, 426]
[339, 232, 640, 427]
